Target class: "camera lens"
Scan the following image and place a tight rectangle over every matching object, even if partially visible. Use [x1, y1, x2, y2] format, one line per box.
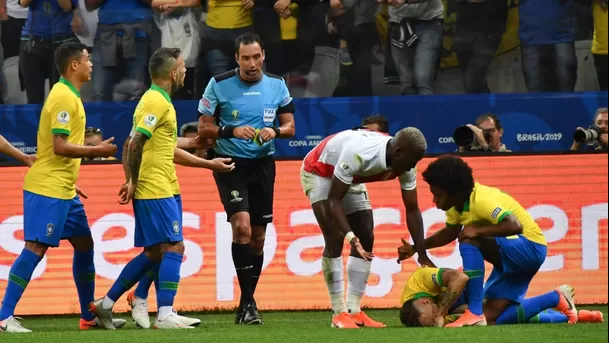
[573, 126, 601, 143]
[453, 126, 475, 148]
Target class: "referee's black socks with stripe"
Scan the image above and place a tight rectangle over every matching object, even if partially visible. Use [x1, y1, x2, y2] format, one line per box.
[232, 243, 254, 305]
[252, 254, 264, 295]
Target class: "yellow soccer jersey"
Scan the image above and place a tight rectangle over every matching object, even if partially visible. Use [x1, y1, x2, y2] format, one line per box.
[24, 78, 86, 199]
[445, 183, 546, 246]
[132, 85, 178, 200]
[400, 267, 446, 305]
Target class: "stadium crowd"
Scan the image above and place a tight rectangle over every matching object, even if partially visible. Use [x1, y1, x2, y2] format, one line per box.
[0, 0, 607, 104]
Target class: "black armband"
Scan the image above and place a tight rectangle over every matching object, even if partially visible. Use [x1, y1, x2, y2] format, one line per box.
[218, 125, 236, 139]
[272, 126, 281, 138]
[278, 101, 295, 115]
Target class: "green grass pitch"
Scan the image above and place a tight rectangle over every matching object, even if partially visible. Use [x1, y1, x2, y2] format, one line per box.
[1, 306, 607, 343]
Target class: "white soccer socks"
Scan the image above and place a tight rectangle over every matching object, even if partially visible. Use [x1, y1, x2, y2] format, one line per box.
[346, 256, 371, 314]
[322, 257, 347, 315]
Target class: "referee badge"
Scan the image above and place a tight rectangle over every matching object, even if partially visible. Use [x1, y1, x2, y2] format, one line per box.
[263, 108, 276, 125]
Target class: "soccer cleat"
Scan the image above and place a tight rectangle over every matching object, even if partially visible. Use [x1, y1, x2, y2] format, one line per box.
[578, 310, 604, 323]
[89, 298, 115, 330]
[0, 316, 32, 333]
[174, 312, 201, 327]
[331, 312, 360, 329]
[555, 285, 578, 324]
[241, 304, 263, 325]
[79, 318, 127, 330]
[444, 310, 487, 328]
[350, 311, 387, 328]
[127, 291, 151, 329]
[153, 313, 195, 329]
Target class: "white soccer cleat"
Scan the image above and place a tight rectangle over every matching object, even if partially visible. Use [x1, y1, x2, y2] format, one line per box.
[175, 312, 201, 327]
[153, 313, 195, 329]
[89, 298, 115, 330]
[0, 316, 32, 333]
[127, 291, 151, 329]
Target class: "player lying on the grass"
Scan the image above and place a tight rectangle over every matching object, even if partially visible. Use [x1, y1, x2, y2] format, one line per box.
[0, 135, 36, 166]
[396, 267, 604, 327]
[0, 42, 123, 334]
[300, 126, 433, 329]
[397, 155, 578, 327]
[121, 131, 233, 329]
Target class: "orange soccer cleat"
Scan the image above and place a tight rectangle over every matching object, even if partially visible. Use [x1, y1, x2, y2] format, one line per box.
[444, 310, 487, 328]
[578, 310, 604, 323]
[331, 312, 360, 329]
[350, 311, 387, 328]
[79, 317, 127, 330]
[555, 285, 578, 324]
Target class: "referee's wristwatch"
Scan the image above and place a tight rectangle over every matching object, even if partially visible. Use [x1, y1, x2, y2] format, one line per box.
[272, 126, 281, 138]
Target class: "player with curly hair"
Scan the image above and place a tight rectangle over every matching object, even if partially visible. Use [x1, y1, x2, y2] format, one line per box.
[398, 155, 579, 328]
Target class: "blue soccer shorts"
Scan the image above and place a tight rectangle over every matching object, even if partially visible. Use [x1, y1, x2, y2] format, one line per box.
[23, 190, 90, 248]
[133, 196, 183, 248]
[484, 235, 547, 302]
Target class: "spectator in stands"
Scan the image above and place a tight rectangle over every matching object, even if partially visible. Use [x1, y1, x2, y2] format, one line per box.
[570, 108, 608, 152]
[457, 113, 510, 153]
[19, 0, 80, 104]
[592, 0, 608, 91]
[83, 127, 118, 160]
[332, 0, 379, 96]
[518, 0, 577, 93]
[452, 0, 508, 94]
[387, 0, 444, 96]
[1, 0, 28, 60]
[86, 0, 152, 102]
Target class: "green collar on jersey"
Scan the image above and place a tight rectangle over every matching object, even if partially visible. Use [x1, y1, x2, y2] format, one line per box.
[59, 77, 80, 98]
[150, 84, 172, 103]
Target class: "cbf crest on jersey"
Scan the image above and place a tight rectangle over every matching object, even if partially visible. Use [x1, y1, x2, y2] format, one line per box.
[46, 223, 54, 237]
[172, 221, 180, 234]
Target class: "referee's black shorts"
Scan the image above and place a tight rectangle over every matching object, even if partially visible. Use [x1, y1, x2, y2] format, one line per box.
[212, 154, 276, 227]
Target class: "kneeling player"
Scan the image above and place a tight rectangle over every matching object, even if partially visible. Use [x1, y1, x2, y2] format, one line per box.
[398, 267, 603, 327]
[405, 155, 578, 327]
[300, 127, 433, 329]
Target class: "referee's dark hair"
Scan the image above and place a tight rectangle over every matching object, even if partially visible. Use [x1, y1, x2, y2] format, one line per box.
[180, 122, 198, 137]
[149, 47, 182, 80]
[234, 32, 264, 55]
[362, 115, 390, 134]
[55, 41, 86, 75]
[422, 155, 475, 199]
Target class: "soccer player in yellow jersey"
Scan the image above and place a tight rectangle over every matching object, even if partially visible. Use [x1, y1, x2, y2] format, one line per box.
[399, 155, 578, 328]
[398, 266, 603, 327]
[90, 48, 203, 330]
[121, 126, 234, 329]
[0, 42, 119, 333]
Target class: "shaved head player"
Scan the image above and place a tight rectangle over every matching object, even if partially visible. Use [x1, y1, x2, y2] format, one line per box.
[300, 127, 433, 329]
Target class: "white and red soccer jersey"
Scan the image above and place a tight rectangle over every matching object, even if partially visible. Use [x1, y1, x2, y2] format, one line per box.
[302, 129, 417, 190]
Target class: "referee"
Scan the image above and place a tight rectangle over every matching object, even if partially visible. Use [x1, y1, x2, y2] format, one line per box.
[197, 32, 296, 325]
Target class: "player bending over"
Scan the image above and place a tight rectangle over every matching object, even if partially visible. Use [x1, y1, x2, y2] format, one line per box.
[398, 267, 603, 327]
[402, 155, 578, 327]
[122, 133, 233, 329]
[90, 48, 194, 330]
[0, 42, 120, 333]
[300, 127, 432, 329]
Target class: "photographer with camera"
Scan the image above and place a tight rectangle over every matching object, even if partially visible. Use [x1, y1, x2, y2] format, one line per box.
[570, 108, 608, 152]
[454, 113, 511, 153]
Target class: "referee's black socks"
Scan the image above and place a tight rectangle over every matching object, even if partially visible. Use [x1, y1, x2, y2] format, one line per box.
[232, 243, 254, 304]
[252, 253, 264, 295]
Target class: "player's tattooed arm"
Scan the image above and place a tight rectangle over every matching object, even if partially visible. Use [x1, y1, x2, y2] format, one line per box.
[122, 136, 131, 183]
[436, 269, 469, 317]
[128, 132, 147, 185]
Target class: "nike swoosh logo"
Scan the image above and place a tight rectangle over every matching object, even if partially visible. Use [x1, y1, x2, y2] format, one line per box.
[0, 324, 7, 331]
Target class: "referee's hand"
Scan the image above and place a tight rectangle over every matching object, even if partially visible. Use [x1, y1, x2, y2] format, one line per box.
[233, 126, 257, 140]
[210, 157, 235, 173]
